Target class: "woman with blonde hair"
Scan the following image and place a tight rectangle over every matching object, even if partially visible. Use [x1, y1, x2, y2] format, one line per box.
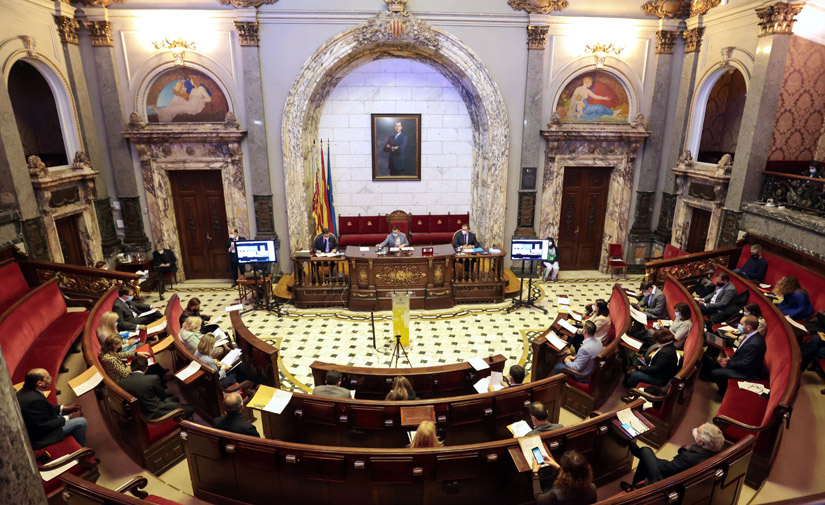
[384, 387, 409, 401]
[531, 450, 596, 505]
[410, 421, 441, 448]
[97, 311, 139, 352]
[193, 333, 258, 388]
[774, 275, 813, 320]
[180, 316, 204, 354]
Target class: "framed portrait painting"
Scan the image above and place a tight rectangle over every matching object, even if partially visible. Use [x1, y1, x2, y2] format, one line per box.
[371, 114, 421, 181]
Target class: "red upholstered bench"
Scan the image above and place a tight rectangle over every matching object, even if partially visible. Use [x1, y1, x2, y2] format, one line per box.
[0, 278, 89, 401]
[37, 436, 99, 505]
[410, 213, 469, 244]
[737, 244, 825, 313]
[61, 473, 184, 505]
[337, 212, 469, 246]
[0, 262, 33, 315]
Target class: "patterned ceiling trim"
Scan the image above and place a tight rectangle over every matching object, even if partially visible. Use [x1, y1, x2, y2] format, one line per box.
[690, 0, 722, 17]
[72, 0, 126, 6]
[755, 2, 804, 37]
[641, 0, 690, 19]
[217, 0, 278, 7]
[507, 0, 568, 14]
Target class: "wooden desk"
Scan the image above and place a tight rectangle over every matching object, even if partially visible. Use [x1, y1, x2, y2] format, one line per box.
[292, 246, 505, 311]
[237, 275, 272, 305]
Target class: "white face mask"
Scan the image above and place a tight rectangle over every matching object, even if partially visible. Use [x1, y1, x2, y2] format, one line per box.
[392, 233, 398, 237]
[230, 234, 236, 239]
[811, 168, 818, 174]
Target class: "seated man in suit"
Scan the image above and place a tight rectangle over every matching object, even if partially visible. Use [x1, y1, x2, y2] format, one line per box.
[620, 422, 724, 491]
[312, 369, 351, 398]
[112, 286, 162, 331]
[697, 273, 737, 317]
[376, 225, 409, 249]
[453, 223, 481, 250]
[212, 393, 259, 437]
[633, 281, 668, 319]
[700, 315, 766, 396]
[733, 245, 768, 283]
[118, 356, 194, 419]
[151, 242, 177, 298]
[553, 321, 603, 382]
[314, 228, 339, 254]
[17, 369, 86, 449]
[488, 364, 526, 391]
[524, 401, 562, 436]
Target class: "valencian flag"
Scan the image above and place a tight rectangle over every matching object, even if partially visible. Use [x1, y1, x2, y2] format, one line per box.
[311, 141, 324, 235]
[317, 141, 334, 233]
[326, 140, 338, 236]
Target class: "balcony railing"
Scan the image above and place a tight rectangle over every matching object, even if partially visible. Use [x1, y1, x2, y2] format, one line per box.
[761, 171, 825, 217]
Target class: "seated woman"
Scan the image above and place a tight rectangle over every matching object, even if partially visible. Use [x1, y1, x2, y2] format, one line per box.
[774, 276, 813, 320]
[542, 238, 560, 282]
[97, 311, 139, 352]
[553, 321, 603, 383]
[410, 421, 442, 448]
[385, 387, 409, 401]
[570, 299, 611, 351]
[743, 303, 768, 335]
[530, 450, 596, 505]
[193, 333, 258, 389]
[180, 316, 204, 354]
[391, 376, 418, 400]
[98, 335, 151, 382]
[624, 329, 679, 392]
[180, 297, 220, 334]
[639, 302, 692, 349]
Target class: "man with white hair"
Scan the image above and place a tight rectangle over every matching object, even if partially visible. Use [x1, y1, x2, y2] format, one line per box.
[620, 422, 725, 492]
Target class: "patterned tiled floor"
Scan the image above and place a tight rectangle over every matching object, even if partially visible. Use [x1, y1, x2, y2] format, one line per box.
[151, 274, 643, 392]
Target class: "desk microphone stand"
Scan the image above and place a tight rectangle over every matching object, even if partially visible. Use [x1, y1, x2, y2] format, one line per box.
[389, 334, 412, 368]
[507, 259, 547, 314]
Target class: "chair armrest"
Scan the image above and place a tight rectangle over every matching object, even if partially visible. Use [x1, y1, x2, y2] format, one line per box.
[224, 380, 255, 394]
[628, 387, 668, 402]
[38, 448, 96, 471]
[560, 366, 591, 381]
[115, 476, 149, 498]
[151, 335, 175, 354]
[713, 414, 772, 433]
[141, 408, 188, 424]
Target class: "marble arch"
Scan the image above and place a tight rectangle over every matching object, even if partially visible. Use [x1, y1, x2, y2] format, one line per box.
[281, 10, 510, 252]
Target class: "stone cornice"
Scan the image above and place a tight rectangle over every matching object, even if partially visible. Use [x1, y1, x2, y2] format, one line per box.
[72, 0, 125, 6]
[217, 0, 277, 7]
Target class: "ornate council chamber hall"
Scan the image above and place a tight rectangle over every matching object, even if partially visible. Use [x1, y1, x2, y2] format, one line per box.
[1, 0, 825, 504]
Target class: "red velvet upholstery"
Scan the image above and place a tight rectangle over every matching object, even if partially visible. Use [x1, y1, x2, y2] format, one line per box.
[566, 378, 591, 393]
[359, 216, 380, 234]
[410, 232, 456, 244]
[146, 495, 184, 505]
[36, 437, 89, 494]
[338, 212, 470, 246]
[663, 244, 688, 260]
[411, 215, 429, 233]
[338, 216, 360, 236]
[0, 263, 31, 314]
[737, 245, 825, 312]
[143, 417, 180, 445]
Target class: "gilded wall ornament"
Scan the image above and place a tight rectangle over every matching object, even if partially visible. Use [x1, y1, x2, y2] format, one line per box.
[55, 16, 79, 45]
[641, 0, 690, 18]
[235, 21, 259, 47]
[690, 0, 722, 17]
[354, 10, 440, 50]
[655, 30, 680, 54]
[218, 0, 278, 7]
[682, 27, 704, 53]
[72, 151, 92, 170]
[375, 267, 427, 285]
[526, 25, 549, 51]
[83, 20, 112, 47]
[508, 0, 568, 14]
[755, 2, 804, 37]
[72, 0, 126, 6]
[385, 0, 407, 12]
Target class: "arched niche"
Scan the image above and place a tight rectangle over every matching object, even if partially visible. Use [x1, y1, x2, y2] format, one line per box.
[549, 64, 641, 125]
[281, 10, 509, 252]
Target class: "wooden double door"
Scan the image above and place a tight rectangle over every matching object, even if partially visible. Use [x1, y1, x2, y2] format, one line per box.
[168, 170, 231, 279]
[558, 167, 611, 270]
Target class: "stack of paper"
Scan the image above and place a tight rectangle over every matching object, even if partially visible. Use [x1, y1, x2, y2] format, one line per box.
[717, 325, 737, 333]
[360, 247, 370, 252]
[468, 357, 490, 371]
[558, 319, 578, 335]
[738, 381, 770, 395]
[629, 307, 648, 325]
[785, 315, 807, 332]
[507, 420, 532, 438]
[147, 317, 166, 332]
[220, 348, 242, 368]
[518, 435, 551, 469]
[474, 373, 505, 394]
[546, 331, 567, 351]
[175, 360, 202, 381]
[659, 319, 673, 327]
[138, 308, 158, 318]
[558, 305, 569, 314]
[568, 311, 583, 322]
[625, 289, 639, 298]
[68, 368, 103, 397]
[213, 328, 229, 347]
[620, 334, 643, 351]
[225, 303, 244, 312]
[249, 386, 294, 414]
[617, 408, 649, 435]
[39, 453, 80, 482]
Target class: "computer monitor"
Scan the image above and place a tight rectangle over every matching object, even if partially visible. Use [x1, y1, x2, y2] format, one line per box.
[510, 239, 548, 261]
[236, 240, 277, 264]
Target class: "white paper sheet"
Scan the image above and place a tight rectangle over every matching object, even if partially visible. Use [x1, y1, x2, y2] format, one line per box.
[349, 389, 356, 399]
[147, 319, 166, 332]
[473, 376, 504, 394]
[785, 315, 807, 331]
[759, 283, 772, 289]
[389, 247, 400, 252]
[508, 420, 532, 438]
[569, 311, 583, 322]
[263, 389, 294, 414]
[629, 307, 648, 325]
[401, 246, 414, 251]
[211, 315, 222, 325]
[175, 360, 202, 381]
[558, 319, 578, 335]
[643, 401, 654, 410]
[39, 453, 80, 482]
[617, 408, 648, 434]
[625, 290, 639, 298]
[407, 430, 416, 443]
[547, 331, 567, 351]
[68, 369, 103, 397]
[738, 381, 770, 395]
[620, 334, 643, 351]
[659, 319, 673, 327]
[518, 435, 550, 469]
[557, 296, 570, 306]
[360, 247, 370, 252]
[137, 308, 158, 318]
[225, 303, 244, 312]
[220, 348, 242, 368]
[490, 371, 503, 389]
[468, 357, 490, 371]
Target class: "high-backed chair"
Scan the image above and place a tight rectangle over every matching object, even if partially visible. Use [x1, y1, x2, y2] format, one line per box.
[608, 243, 628, 278]
[386, 209, 412, 238]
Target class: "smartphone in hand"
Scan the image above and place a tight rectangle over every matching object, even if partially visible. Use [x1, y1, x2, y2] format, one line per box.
[532, 447, 544, 465]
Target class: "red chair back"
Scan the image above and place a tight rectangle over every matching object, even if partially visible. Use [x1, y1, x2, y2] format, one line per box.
[608, 243, 623, 259]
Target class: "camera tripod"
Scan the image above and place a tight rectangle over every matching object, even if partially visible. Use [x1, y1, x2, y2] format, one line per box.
[389, 334, 413, 368]
[507, 259, 547, 314]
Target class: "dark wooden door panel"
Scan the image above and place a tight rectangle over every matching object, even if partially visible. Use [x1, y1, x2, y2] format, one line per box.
[686, 207, 711, 254]
[169, 170, 230, 279]
[55, 215, 85, 265]
[558, 167, 611, 270]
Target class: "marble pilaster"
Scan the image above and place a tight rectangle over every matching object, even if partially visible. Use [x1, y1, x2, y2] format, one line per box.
[0, 349, 49, 505]
[21, 216, 49, 260]
[0, 74, 39, 220]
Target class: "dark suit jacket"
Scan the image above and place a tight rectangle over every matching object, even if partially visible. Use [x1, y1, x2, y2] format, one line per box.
[740, 257, 768, 283]
[212, 412, 260, 437]
[313, 234, 339, 252]
[640, 288, 668, 319]
[17, 387, 65, 449]
[703, 282, 737, 310]
[384, 132, 409, 173]
[639, 343, 679, 386]
[657, 444, 717, 479]
[117, 372, 178, 419]
[727, 333, 767, 379]
[152, 249, 177, 273]
[453, 231, 480, 248]
[226, 236, 247, 262]
[112, 297, 153, 331]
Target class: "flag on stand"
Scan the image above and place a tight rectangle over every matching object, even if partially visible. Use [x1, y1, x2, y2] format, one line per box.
[319, 141, 333, 232]
[311, 142, 323, 235]
[326, 140, 337, 236]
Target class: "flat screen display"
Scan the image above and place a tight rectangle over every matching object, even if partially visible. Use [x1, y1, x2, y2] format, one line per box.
[510, 239, 548, 261]
[236, 240, 277, 264]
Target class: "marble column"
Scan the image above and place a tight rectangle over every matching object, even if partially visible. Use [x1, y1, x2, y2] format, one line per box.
[515, 24, 548, 238]
[0, 349, 48, 505]
[630, 28, 679, 243]
[236, 21, 278, 247]
[654, 25, 704, 243]
[87, 19, 149, 250]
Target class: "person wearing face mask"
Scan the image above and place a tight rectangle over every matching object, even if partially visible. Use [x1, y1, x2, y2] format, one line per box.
[570, 299, 611, 351]
[633, 282, 668, 319]
[226, 228, 246, 287]
[804, 160, 823, 179]
[624, 328, 679, 390]
[112, 286, 162, 331]
[377, 225, 409, 248]
[700, 315, 766, 396]
[697, 273, 736, 316]
[639, 302, 693, 349]
[733, 245, 768, 283]
[620, 422, 724, 492]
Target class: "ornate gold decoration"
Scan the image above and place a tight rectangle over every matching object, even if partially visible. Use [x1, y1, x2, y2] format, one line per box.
[457, 219, 462, 224]
[755, 2, 804, 37]
[72, 151, 91, 170]
[429, 289, 450, 296]
[83, 20, 112, 47]
[375, 267, 426, 285]
[218, 0, 279, 7]
[584, 42, 623, 69]
[354, 10, 440, 50]
[55, 16, 80, 45]
[19, 36, 38, 58]
[655, 30, 680, 54]
[682, 27, 704, 53]
[358, 268, 368, 288]
[434, 263, 444, 284]
[641, 0, 690, 18]
[152, 37, 196, 66]
[28, 155, 48, 178]
[367, 220, 373, 226]
[508, 0, 568, 14]
[235, 21, 259, 46]
[690, 0, 722, 17]
[347, 221, 353, 226]
[127, 112, 146, 131]
[526, 25, 549, 50]
[72, 0, 126, 6]
[385, 0, 407, 12]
